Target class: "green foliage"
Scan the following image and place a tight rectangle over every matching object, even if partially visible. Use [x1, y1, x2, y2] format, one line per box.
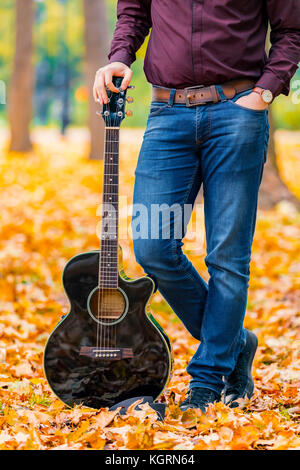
[0, 0, 14, 85]
[272, 74, 300, 130]
[28, 393, 52, 407]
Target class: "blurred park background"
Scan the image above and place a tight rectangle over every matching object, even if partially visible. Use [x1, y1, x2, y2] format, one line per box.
[0, 0, 299, 450]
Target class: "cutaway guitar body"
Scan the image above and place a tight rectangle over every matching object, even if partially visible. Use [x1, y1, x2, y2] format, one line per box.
[44, 250, 172, 409]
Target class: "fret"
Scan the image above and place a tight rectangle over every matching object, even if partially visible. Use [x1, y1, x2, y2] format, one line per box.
[99, 262, 118, 265]
[99, 272, 118, 275]
[99, 287, 119, 289]
[98, 270, 118, 274]
[104, 177, 118, 183]
[100, 252, 118, 258]
[99, 284, 118, 288]
[99, 263, 118, 267]
[99, 260, 118, 264]
[99, 277, 118, 281]
[99, 262, 118, 267]
[99, 273, 118, 277]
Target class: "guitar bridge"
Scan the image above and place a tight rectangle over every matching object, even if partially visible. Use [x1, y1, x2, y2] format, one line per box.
[79, 347, 133, 360]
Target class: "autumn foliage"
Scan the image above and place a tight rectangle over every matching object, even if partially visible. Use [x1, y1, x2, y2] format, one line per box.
[0, 129, 299, 450]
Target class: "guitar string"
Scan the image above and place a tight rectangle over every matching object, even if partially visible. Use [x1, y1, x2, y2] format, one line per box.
[109, 100, 120, 351]
[105, 100, 114, 352]
[114, 124, 119, 350]
[114, 97, 122, 350]
[107, 107, 114, 351]
[96, 127, 101, 352]
[96, 119, 103, 353]
[107, 101, 118, 351]
[110, 103, 118, 351]
[97, 120, 105, 353]
[109, 101, 117, 350]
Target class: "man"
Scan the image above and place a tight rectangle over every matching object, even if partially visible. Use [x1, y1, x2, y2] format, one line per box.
[93, 1, 300, 412]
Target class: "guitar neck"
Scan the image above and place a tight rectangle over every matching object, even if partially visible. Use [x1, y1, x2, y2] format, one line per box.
[99, 127, 120, 288]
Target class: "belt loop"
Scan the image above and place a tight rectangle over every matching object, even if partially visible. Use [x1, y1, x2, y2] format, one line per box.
[216, 85, 227, 102]
[168, 88, 176, 107]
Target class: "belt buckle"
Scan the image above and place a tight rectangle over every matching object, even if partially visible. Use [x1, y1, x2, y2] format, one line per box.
[185, 85, 205, 107]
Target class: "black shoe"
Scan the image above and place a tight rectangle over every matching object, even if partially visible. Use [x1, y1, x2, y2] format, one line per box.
[223, 329, 258, 408]
[180, 387, 221, 413]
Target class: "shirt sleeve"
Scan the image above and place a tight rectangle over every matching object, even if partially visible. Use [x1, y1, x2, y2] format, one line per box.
[108, 0, 152, 67]
[256, 0, 300, 97]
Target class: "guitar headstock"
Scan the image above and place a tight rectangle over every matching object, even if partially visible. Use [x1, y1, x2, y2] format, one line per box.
[99, 76, 134, 128]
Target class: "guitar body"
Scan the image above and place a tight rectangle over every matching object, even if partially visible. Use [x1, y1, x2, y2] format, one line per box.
[44, 250, 172, 409]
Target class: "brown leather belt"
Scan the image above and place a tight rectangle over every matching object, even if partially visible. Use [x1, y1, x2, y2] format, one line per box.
[152, 79, 255, 107]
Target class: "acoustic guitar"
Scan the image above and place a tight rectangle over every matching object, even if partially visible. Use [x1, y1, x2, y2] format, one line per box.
[44, 77, 172, 409]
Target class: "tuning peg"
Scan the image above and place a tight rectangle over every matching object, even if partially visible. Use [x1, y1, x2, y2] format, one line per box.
[128, 85, 135, 90]
[126, 110, 133, 117]
[126, 96, 134, 103]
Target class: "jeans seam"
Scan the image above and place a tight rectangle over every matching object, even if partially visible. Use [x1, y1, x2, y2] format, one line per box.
[170, 160, 202, 287]
[207, 106, 212, 140]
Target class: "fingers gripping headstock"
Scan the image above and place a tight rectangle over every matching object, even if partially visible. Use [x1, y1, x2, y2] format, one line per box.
[98, 76, 134, 128]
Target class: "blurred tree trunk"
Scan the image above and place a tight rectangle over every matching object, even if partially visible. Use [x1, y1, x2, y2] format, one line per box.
[258, 108, 300, 209]
[9, 0, 34, 152]
[83, 0, 109, 160]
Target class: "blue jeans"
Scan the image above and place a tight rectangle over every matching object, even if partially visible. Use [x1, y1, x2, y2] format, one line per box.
[132, 86, 269, 395]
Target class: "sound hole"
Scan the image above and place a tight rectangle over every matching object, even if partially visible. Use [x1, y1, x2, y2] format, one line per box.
[88, 287, 126, 324]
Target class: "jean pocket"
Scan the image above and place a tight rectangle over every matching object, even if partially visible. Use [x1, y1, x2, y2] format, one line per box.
[148, 101, 169, 117]
[229, 88, 267, 114]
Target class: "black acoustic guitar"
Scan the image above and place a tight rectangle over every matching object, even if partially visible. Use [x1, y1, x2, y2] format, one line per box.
[44, 77, 172, 409]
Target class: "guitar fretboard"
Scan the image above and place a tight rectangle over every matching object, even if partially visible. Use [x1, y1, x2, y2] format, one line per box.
[99, 127, 120, 288]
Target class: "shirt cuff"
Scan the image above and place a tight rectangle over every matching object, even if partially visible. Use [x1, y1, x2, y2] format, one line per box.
[108, 49, 134, 68]
[255, 71, 289, 99]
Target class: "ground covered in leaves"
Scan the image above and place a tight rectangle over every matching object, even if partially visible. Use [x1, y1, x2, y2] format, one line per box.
[0, 128, 299, 450]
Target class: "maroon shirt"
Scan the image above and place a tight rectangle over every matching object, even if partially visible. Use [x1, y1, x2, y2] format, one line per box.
[108, 0, 300, 97]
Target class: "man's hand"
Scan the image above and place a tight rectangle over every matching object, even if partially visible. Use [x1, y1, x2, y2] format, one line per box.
[235, 91, 269, 111]
[93, 62, 133, 105]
